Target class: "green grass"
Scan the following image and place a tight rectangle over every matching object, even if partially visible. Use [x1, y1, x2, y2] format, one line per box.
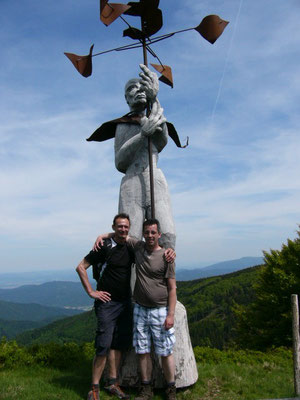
[0, 341, 295, 400]
[0, 360, 295, 400]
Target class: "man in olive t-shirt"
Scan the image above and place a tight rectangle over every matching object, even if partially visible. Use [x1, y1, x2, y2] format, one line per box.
[128, 219, 177, 400]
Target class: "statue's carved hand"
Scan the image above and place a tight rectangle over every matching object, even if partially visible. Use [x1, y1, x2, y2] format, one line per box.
[139, 64, 159, 101]
[140, 101, 166, 137]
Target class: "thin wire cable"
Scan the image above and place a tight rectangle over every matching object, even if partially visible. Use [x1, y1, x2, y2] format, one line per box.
[210, 0, 244, 124]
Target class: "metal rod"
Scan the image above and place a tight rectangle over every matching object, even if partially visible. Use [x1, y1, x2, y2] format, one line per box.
[141, 21, 155, 219]
[91, 26, 194, 59]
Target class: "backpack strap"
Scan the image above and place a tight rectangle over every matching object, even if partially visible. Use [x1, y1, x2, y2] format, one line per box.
[92, 238, 113, 282]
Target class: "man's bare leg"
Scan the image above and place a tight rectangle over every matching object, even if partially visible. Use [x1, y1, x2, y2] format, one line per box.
[108, 349, 122, 379]
[161, 354, 176, 399]
[88, 355, 106, 400]
[92, 355, 107, 384]
[161, 354, 175, 383]
[105, 349, 130, 399]
[138, 353, 152, 381]
[135, 353, 153, 399]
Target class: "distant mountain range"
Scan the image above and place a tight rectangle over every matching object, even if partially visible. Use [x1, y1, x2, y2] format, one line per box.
[0, 299, 82, 321]
[176, 256, 264, 281]
[0, 299, 82, 339]
[0, 256, 264, 288]
[0, 269, 80, 289]
[0, 281, 93, 308]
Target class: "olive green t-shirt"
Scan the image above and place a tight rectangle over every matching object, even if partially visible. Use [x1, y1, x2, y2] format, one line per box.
[127, 239, 176, 308]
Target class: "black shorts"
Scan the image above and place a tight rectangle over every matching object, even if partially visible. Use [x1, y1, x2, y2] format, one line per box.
[94, 299, 133, 356]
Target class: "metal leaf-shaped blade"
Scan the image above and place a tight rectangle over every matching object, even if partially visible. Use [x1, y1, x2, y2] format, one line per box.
[100, 1, 131, 26]
[195, 15, 229, 44]
[151, 64, 173, 88]
[64, 44, 94, 78]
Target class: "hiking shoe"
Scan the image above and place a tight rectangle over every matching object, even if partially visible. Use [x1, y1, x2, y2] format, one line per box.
[165, 385, 176, 400]
[134, 384, 153, 400]
[87, 387, 100, 400]
[104, 383, 130, 399]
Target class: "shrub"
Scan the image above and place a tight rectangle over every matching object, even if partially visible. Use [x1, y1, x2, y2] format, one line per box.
[0, 338, 94, 370]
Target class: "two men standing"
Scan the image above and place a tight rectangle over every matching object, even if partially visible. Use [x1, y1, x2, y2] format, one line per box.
[76, 214, 177, 400]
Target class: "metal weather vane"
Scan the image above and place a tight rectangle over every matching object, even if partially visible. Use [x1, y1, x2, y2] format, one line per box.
[64, 0, 229, 219]
[65, 0, 229, 87]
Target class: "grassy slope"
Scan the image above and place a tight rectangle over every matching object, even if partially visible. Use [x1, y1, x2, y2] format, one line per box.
[0, 358, 294, 400]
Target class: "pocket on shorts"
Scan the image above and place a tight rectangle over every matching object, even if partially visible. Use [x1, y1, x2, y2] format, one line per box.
[165, 327, 176, 346]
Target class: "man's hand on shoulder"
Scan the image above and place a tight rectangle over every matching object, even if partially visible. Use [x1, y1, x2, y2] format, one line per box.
[164, 248, 176, 263]
[89, 290, 111, 302]
[93, 233, 113, 251]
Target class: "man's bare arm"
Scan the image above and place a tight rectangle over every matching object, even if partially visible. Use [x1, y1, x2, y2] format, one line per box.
[76, 258, 111, 302]
[164, 278, 177, 330]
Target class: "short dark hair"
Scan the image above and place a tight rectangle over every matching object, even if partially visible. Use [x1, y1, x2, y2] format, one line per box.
[143, 218, 161, 233]
[113, 213, 130, 226]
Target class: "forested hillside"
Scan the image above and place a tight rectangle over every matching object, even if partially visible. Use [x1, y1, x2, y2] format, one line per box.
[177, 265, 261, 348]
[0, 300, 82, 339]
[0, 300, 81, 321]
[16, 310, 95, 345]
[15, 265, 261, 348]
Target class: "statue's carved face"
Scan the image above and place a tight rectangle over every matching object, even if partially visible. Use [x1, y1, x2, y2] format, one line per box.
[125, 79, 147, 110]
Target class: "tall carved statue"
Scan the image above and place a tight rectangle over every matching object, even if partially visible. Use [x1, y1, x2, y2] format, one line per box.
[87, 65, 198, 388]
[87, 64, 186, 250]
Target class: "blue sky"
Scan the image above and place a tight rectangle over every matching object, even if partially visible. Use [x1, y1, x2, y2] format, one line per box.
[1, 0, 300, 273]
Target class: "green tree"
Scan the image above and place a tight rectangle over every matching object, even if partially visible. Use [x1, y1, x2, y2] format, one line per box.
[235, 228, 300, 350]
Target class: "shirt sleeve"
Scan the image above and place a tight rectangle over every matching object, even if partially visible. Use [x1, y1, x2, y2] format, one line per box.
[84, 249, 104, 265]
[165, 261, 176, 279]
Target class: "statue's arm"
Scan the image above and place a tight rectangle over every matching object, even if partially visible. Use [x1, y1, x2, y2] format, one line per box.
[114, 124, 146, 173]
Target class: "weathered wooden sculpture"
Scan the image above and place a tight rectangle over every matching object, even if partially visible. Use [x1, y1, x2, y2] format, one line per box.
[65, 0, 229, 389]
